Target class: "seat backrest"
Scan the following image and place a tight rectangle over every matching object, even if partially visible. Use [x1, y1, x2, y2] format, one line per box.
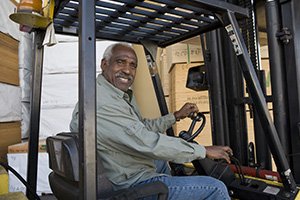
[46, 132, 114, 197]
[47, 132, 79, 182]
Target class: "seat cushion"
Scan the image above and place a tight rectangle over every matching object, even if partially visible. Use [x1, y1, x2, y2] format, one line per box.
[48, 172, 79, 200]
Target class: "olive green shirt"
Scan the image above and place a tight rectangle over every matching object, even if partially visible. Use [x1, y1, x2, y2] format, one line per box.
[70, 74, 206, 190]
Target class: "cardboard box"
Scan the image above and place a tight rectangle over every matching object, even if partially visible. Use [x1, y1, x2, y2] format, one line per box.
[166, 43, 203, 68]
[0, 122, 21, 162]
[0, 32, 19, 86]
[169, 63, 212, 145]
[6, 136, 51, 195]
[8, 139, 47, 154]
[169, 63, 209, 112]
[260, 45, 269, 59]
[244, 58, 272, 110]
[7, 153, 52, 195]
[261, 59, 271, 96]
[159, 49, 170, 96]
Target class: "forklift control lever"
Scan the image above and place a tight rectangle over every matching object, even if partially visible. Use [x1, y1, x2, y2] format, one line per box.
[179, 112, 206, 142]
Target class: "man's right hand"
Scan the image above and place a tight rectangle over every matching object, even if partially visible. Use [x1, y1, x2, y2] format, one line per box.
[205, 146, 233, 163]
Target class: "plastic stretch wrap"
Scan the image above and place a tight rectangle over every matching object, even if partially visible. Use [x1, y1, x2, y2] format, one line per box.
[0, 83, 21, 122]
[19, 32, 33, 138]
[40, 39, 115, 138]
[7, 153, 52, 195]
[0, 0, 20, 40]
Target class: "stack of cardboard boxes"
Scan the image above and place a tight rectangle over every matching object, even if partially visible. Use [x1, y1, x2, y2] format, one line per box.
[160, 39, 273, 148]
[6, 140, 52, 194]
[246, 45, 272, 144]
[161, 40, 212, 146]
[0, 32, 21, 163]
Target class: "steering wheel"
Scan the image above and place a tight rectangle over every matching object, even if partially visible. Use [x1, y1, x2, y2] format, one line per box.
[178, 112, 206, 142]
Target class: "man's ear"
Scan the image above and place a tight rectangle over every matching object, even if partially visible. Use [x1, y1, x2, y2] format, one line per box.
[100, 58, 107, 71]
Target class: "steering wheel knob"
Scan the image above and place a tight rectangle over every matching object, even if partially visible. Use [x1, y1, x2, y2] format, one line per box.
[179, 112, 206, 142]
[179, 131, 191, 141]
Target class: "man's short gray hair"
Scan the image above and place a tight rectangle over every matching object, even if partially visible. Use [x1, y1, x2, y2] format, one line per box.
[102, 42, 133, 61]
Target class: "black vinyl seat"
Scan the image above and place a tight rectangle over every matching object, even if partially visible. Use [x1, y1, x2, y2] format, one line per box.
[46, 132, 168, 200]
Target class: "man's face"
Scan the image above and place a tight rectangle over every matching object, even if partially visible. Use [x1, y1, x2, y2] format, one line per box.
[101, 45, 137, 92]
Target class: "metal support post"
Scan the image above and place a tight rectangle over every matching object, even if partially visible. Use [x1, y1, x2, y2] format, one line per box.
[220, 30, 249, 165]
[253, 71, 272, 170]
[205, 30, 230, 146]
[280, 0, 300, 183]
[142, 45, 174, 137]
[143, 44, 188, 176]
[265, 0, 290, 157]
[78, 0, 97, 199]
[26, 30, 45, 200]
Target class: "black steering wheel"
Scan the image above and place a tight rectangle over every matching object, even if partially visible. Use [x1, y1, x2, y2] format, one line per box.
[178, 112, 206, 142]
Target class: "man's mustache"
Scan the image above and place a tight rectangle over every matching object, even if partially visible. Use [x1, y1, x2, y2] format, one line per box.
[116, 73, 133, 81]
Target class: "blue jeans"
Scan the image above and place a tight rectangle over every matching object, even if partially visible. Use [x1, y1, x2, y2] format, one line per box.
[134, 161, 230, 200]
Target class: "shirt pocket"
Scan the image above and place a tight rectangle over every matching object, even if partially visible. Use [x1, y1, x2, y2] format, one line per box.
[124, 121, 144, 136]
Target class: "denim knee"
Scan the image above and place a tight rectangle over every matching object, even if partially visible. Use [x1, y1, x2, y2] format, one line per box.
[134, 175, 230, 200]
[213, 178, 228, 195]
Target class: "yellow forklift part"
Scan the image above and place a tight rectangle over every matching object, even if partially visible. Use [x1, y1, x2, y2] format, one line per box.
[43, 0, 55, 21]
[296, 191, 300, 200]
[0, 192, 28, 200]
[10, 12, 51, 28]
[242, 175, 283, 187]
[183, 162, 194, 168]
[16, 0, 42, 13]
[0, 166, 8, 195]
[9, 0, 54, 29]
[243, 175, 300, 199]
[184, 162, 300, 199]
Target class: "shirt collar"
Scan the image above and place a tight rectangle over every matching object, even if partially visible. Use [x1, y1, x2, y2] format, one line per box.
[124, 89, 133, 102]
[97, 74, 133, 103]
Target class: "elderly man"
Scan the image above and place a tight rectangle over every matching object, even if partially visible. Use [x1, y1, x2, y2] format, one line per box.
[70, 42, 232, 199]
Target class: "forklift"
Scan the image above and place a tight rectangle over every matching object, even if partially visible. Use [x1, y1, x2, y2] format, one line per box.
[8, 0, 300, 199]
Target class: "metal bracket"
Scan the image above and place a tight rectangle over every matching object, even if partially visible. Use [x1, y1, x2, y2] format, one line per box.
[276, 27, 292, 44]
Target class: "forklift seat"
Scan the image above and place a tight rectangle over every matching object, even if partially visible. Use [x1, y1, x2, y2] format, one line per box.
[46, 132, 168, 200]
